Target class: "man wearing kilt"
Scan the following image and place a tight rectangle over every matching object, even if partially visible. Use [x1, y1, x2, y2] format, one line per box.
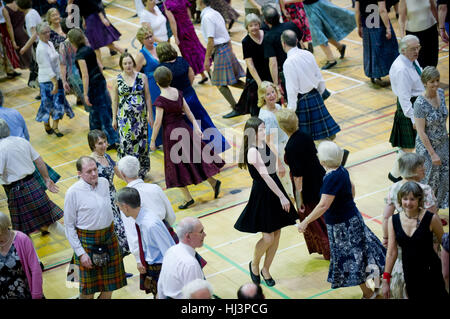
[64, 156, 127, 299]
[281, 30, 341, 144]
[200, 0, 246, 119]
[0, 119, 65, 237]
[388, 35, 424, 183]
[116, 187, 175, 298]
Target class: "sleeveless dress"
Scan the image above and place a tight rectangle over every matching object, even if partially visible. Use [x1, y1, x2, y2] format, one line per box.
[116, 72, 150, 179]
[5, 6, 32, 69]
[140, 45, 163, 148]
[392, 211, 448, 299]
[234, 144, 298, 234]
[96, 154, 130, 257]
[154, 90, 225, 188]
[160, 57, 230, 153]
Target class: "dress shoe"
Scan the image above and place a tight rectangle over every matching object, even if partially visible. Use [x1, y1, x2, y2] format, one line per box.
[339, 44, 346, 59]
[307, 42, 314, 54]
[53, 129, 64, 137]
[45, 125, 54, 135]
[198, 77, 208, 84]
[321, 60, 337, 70]
[228, 19, 235, 30]
[249, 262, 260, 284]
[388, 172, 403, 183]
[371, 78, 390, 87]
[222, 110, 242, 119]
[35, 94, 41, 100]
[341, 149, 350, 167]
[7, 71, 21, 78]
[261, 270, 275, 287]
[214, 180, 221, 199]
[178, 199, 195, 210]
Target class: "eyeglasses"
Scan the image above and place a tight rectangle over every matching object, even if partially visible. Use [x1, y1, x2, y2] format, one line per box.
[407, 45, 421, 52]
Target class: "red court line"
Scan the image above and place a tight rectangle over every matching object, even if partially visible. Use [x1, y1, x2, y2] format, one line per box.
[360, 212, 382, 225]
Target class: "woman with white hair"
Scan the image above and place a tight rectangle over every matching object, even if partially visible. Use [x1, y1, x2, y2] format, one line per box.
[35, 21, 74, 137]
[297, 141, 386, 299]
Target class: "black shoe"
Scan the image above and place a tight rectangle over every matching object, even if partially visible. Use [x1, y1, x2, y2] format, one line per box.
[214, 180, 221, 199]
[321, 61, 337, 70]
[107, 143, 118, 151]
[339, 44, 346, 59]
[261, 270, 275, 287]
[35, 94, 41, 100]
[7, 71, 21, 78]
[45, 126, 54, 135]
[53, 129, 64, 137]
[178, 199, 195, 210]
[198, 77, 208, 84]
[110, 50, 118, 56]
[125, 272, 133, 278]
[341, 149, 350, 167]
[228, 19, 235, 30]
[249, 262, 260, 284]
[388, 172, 403, 183]
[222, 110, 242, 119]
[41, 230, 50, 236]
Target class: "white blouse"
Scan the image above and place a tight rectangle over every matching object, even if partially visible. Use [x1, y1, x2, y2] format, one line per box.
[36, 40, 61, 83]
[139, 6, 168, 42]
[405, 0, 437, 32]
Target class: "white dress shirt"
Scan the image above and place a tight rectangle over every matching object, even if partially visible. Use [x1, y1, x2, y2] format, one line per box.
[64, 177, 114, 257]
[135, 208, 175, 265]
[157, 242, 204, 299]
[139, 6, 168, 42]
[122, 179, 177, 262]
[200, 6, 230, 46]
[36, 40, 61, 83]
[283, 47, 326, 110]
[389, 54, 424, 124]
[0, 136, 40, 185]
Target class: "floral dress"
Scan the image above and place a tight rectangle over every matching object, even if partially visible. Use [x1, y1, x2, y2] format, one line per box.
[96, 154, 130, 257]
[116, 72, 150, 179]
[0, 245, 32, 299]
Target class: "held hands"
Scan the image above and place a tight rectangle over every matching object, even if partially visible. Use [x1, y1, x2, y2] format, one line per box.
[382, 280, 390, 299]
[297, 220, 308, 233]
[150, 140, 156, 151]
[45, 178, 59, 193]
[431, 153, 442, 166]
[204, 59, 211, 73]
[80, 254, 93, 269]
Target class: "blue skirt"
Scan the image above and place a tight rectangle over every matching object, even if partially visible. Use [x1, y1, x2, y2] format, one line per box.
[183, 87, 230, 154]
[303, 0, 356, 47]
[296, 89, 340, 140]
[327, 213, 386, 289]
[362, 22, 399, 79]
[36, 79, 74, 122]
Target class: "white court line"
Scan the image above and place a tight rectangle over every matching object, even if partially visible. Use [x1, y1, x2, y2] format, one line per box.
[439, 55, 449, 60]
[322, 69, 365, 84]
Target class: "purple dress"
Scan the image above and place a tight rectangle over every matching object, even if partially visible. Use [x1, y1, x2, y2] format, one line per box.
[154, 90, 224, 188]
[165, 0, 206, 75]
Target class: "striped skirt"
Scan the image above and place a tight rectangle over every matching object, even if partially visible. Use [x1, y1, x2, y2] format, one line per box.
[295, 89, 341, 141]
[211, 42, 245, 86]
[73, 224, 127, 295]
[389, 98, 417, 149]
[3, 174, 63, 235]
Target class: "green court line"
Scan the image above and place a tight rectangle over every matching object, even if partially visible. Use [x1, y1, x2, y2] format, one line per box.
[202, 243, 291, 299]
[306, 288, 336, 299]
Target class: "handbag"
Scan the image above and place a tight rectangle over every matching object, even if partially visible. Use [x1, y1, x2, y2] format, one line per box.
[91, 245, 110, 267]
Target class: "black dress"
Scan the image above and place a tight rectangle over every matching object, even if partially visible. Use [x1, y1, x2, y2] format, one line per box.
[234, 144, 297, 233]
[392, 211, 448, 299]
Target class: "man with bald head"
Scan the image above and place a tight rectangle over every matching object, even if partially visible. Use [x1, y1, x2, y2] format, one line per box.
[237, 282, 265, 299]
[64, 156, 127, 299]
[157, 217, 207, 299]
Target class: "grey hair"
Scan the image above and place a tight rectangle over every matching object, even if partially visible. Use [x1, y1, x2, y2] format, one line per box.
[0, 118, 11, 139]
[281, 29, 297, 48]
[421, 66, 440, 84]
[36, 21, 50, 35]
[398, 152, 425, 179]
[0, 211, 12, 233]
[176, 217, 199, 241]
[399, 35, 420, 54]
[116, 187, 141, 209]
[117, 155, 140, 179]
[317, 141, 343, 168]
[182, 279, 213, 299]
[244, 13, 261, 30]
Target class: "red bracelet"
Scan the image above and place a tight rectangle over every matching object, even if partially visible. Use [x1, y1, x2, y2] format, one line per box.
[383, 272, 391, 284]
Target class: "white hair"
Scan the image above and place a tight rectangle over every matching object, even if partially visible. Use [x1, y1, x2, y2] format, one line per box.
[0, 118, 10, 139]
[399, 35, 420, 54]
[176, 217, 199, 241]
[317, 141, 343, 168]
[182, 279, 213, 299]
[0, 211, 11, 233]
[117, 155, 140, 179]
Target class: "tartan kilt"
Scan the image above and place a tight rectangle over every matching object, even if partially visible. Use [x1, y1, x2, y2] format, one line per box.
[295, 89, 341, 140]
[389, 98, 417, 149]
[32, 162, 61, 191]
[3, 174, 63, 235]
[211, 42, 245, 86]
[73, 224, 127, 295]
[139, 263, 162, 295]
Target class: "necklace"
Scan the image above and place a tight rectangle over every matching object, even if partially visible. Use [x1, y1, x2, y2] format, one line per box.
[0, 230, 13, 248]
[404, 211, 421, 228]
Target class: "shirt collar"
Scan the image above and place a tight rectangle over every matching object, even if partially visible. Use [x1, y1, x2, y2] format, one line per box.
[127, 179, 144, 188]
[79, 177, 99, 191]
[400, 54, 416, 67]
[135, 207, 146, 225]
[286, 46, 298, 57]
[179, 242, 196, 257]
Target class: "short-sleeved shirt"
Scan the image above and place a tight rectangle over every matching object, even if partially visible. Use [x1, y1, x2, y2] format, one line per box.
[75, 45, 105, 86]
[258, 105, 288, 157]
[24, 9, 41, 40]
[263, 22, 303, 71]
[320, 166, 359, 225]
[242, 33, 271, 82]
[200, 6, 230, 45]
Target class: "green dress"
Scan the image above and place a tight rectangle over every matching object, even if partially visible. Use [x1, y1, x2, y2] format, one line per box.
[116, 72, 150, 178]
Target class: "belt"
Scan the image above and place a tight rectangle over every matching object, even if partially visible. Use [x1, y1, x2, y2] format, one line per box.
[297, 88, 318, 100]
[3, 174, 34, 192]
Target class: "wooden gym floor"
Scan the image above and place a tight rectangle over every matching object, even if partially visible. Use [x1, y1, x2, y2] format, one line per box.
[0, 0, 448, 299]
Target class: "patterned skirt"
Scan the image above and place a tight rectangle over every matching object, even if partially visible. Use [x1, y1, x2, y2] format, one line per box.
[73, 224, 127, 295]
[3, 174, 63, 235]
[211, 42, 245, 86]
[36, 80, 74, 123]
[298, 202, 330, 260]
[0, 23, 21, 69]
[295, 89, 340, 141]
[303, 0, 356, 47]
[32, 162, 60, 191]
[84, 13, 121, 50]
[389, 98, 417, 149]
[327, 213, 386, 289]
[139, 263, 162, 296]
[362, 22, 399, 79]
[282, 3, 312, 43]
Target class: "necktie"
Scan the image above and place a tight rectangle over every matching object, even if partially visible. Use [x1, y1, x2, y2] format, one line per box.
[413, 61, 422, 76]
[135, 223, 148, 268]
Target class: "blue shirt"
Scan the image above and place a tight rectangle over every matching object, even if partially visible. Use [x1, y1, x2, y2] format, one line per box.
[135, 208, 175, 265]
[0, 106, 29, 140]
